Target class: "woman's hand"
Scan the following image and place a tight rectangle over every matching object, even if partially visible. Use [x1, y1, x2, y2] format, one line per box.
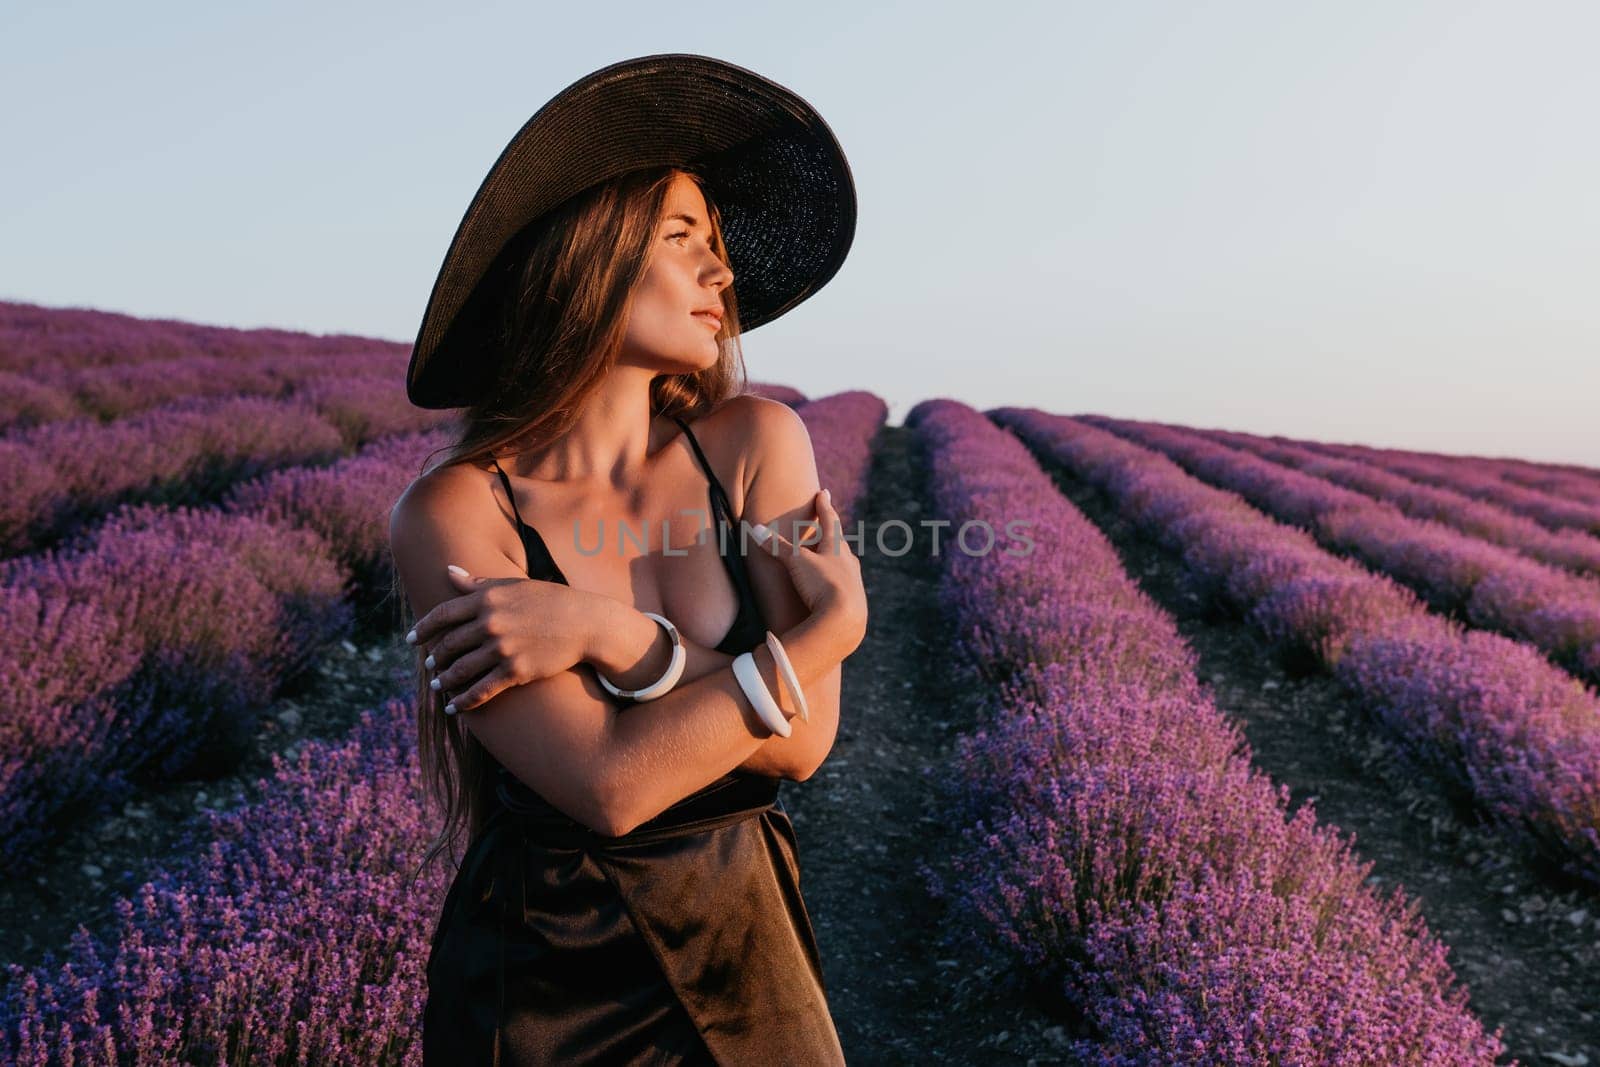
[405, 563, 600, 714]
[753, 488, 867, 637]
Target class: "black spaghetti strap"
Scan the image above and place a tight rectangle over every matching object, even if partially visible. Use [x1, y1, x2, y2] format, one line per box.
[671, 416, 737, 522]
[670, 416, 767, 654]
[491, 460, 566, 584]
[491, 460, 529, 534]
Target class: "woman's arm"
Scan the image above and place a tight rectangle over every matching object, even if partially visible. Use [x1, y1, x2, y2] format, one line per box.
[584, 599, 830, 780]
[734, 396, 850, 781]
[392, 465, 848, 836]
[592, 396, 851, 780]
[587, 397, 855, 782]
[595, 605, 852, 831]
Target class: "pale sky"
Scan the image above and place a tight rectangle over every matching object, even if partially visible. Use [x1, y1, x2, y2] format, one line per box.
[4, 0, 1596, 464]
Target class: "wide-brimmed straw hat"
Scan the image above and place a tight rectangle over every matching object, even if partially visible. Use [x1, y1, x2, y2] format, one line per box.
[405, 53, 857, 409]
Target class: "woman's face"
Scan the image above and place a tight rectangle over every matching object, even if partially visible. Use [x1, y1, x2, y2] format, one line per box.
[620, 173, 734, 373]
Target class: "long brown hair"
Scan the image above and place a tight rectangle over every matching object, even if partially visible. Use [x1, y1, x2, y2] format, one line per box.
[396, 164, 747, 882]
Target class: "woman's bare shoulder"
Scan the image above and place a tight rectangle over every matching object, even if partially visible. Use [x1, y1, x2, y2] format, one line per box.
[703, 393, 807, 455]
[700, 394, 814, 516]
[390, 459, 502, 545]
[396, 457, 480, 509]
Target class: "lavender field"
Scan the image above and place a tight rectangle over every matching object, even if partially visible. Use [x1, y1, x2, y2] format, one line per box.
[2, 301, 1597, 1064]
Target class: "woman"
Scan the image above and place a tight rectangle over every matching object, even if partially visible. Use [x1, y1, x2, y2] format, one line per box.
[387, 55, 865, 1064]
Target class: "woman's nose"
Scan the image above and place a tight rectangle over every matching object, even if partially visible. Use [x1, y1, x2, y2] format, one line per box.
[703, 249, 733, 285]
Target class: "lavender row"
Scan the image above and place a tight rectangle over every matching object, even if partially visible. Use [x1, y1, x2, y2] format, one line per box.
[0, 349, 403, 431]
[2, 348, 802, 436]
[0, 299, 408, 375]
[2, 697, 441, 1065]
[1489, 458, 1600, 509]
[996, 408, 1600, 891]
[1314, 435, 1600, 488]
[1082, 417, 1600, 686]
[1296, 433, 1600, 508]
[1180, 425, 1600, 577]
[0, 391, 884, 1062]
[1289, 438, 1600, 539]
[0, 380, 455, 556]
[908, 399, 1503, 1064]
[0, 426, 453, 872]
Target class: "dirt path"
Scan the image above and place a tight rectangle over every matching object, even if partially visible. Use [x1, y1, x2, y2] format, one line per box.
[1023, 441, 1600, 1065]
[780, 425, 1080, 1065]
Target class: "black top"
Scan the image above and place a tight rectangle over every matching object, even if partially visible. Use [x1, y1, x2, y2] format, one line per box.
[490, 414, 767, 657]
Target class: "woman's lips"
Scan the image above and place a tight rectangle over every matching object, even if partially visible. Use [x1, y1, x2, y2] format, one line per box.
[691, 312, 721, 328]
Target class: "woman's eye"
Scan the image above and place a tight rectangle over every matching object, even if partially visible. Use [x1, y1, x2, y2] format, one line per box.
[668, 230, 715, 251]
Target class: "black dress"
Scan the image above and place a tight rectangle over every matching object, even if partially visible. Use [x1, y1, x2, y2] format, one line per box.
[423, 416, 844, 1066]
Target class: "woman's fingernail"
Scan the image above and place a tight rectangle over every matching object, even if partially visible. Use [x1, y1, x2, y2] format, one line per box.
[751, 523, 771, 545]
[406, 629, 417, 644]
[430, 677, 441, 691]
[444, 702, 457, 716]
[823, 488, 832, 505]
[425, 654, 436, 669]
[447, 564, 469, 578]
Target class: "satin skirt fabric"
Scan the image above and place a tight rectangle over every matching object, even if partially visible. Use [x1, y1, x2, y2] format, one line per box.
[422, 772, 844, 1066]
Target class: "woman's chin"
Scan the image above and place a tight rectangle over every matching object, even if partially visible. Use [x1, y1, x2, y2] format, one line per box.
[637, 338, 722, 376]
[678, 343, 723, 373]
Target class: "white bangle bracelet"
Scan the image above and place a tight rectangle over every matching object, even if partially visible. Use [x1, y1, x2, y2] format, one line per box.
[764, 630, 809, 723]
[596, 612, 686, 702]
[731, 651, 791, 737]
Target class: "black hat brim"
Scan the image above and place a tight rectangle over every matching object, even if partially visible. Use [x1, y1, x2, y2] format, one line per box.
[405, 53, 857, 409]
